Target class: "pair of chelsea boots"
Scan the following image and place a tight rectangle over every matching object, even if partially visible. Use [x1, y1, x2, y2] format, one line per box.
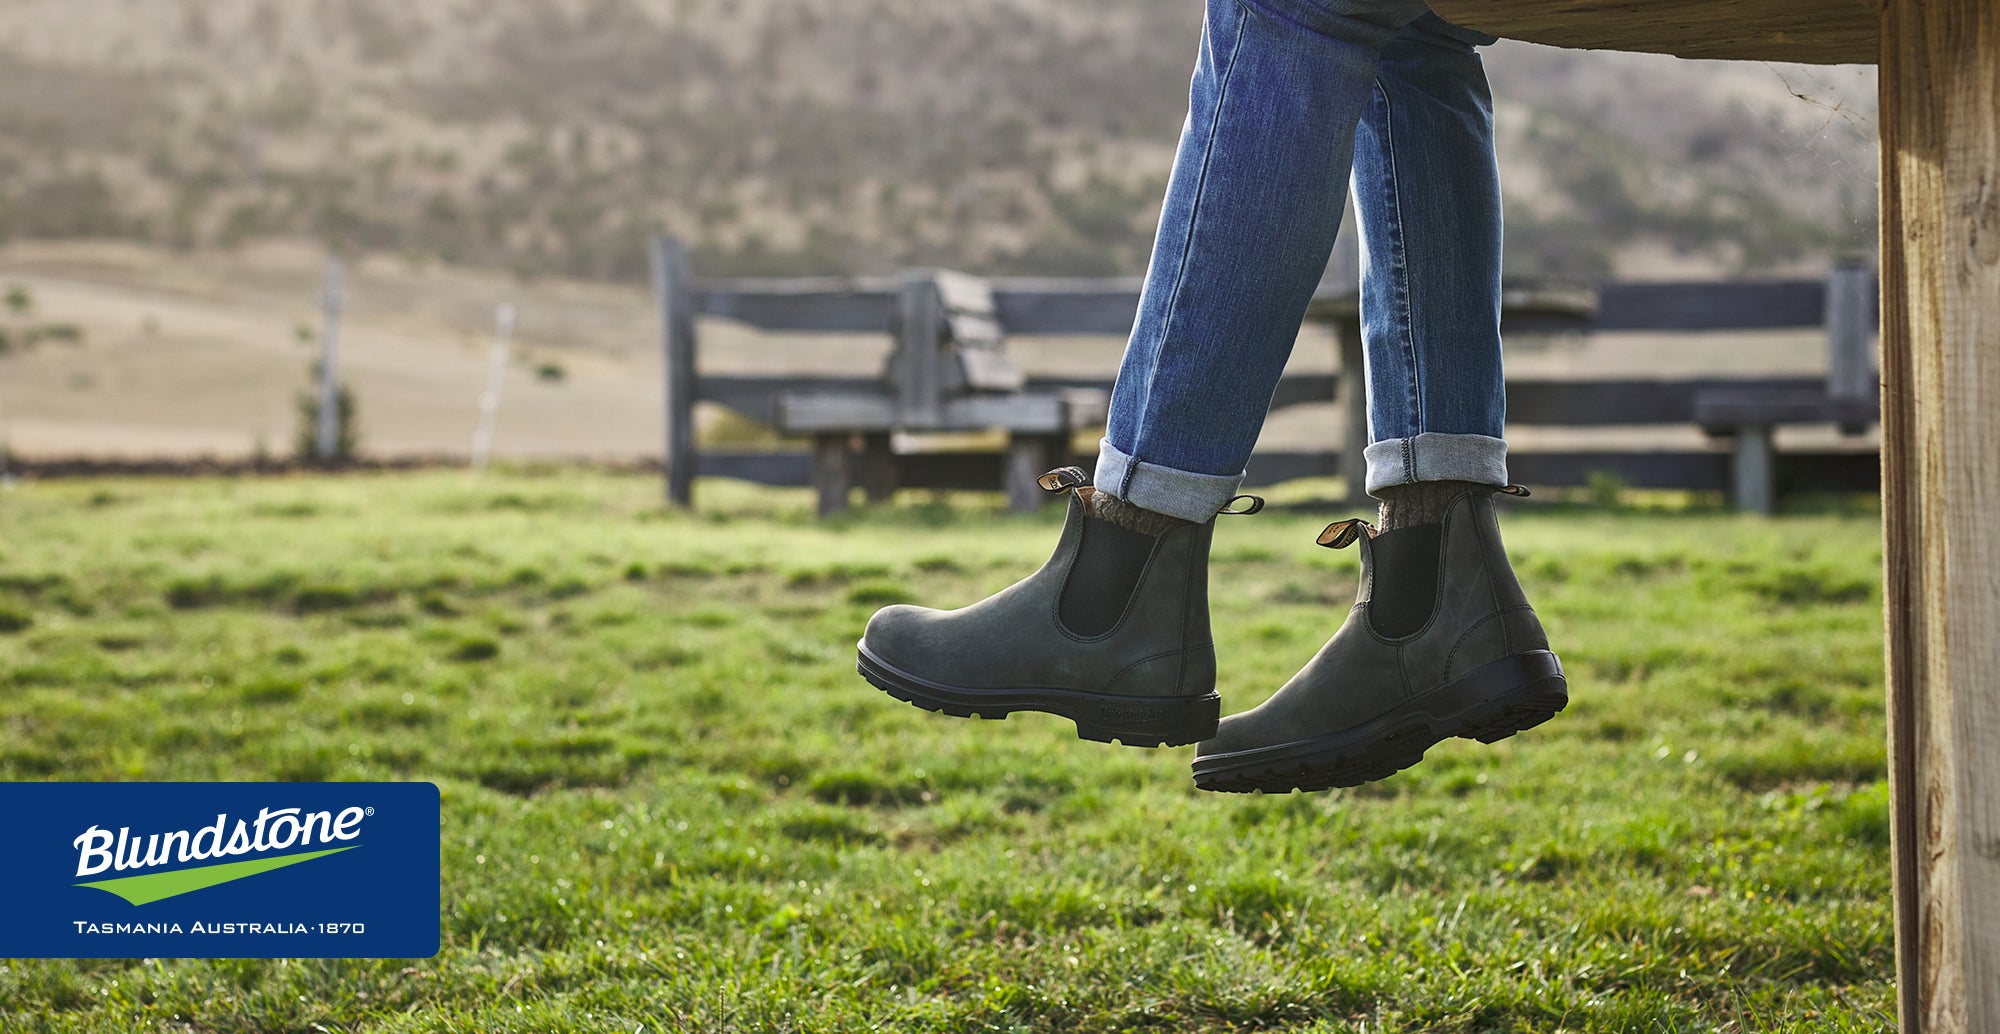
[856, 468, 1567, 792]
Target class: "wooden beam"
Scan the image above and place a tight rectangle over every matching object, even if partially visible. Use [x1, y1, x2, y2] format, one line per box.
[689, 447, 1878, 497]
[720, 373, 1860, 430]
[1879, 1, 2000, 1029]
[1423, 0, 1877, 64]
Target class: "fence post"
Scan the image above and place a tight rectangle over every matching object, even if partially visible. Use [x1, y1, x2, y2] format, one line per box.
[812, 434, 853, 518]
[652, 237, 698, 506]
[860, 433, 898, 504]
[1731, 424, 1776, 515]
[469, 302, 515, 472]
[315, 258, 344, 462]
[1879, 4, 2000, 1026]
[1824, 255, 1875, 435]
[1338, 316, 1369, 506]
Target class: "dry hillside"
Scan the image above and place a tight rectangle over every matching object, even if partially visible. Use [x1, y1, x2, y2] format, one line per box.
[0, 0, 1878, 282]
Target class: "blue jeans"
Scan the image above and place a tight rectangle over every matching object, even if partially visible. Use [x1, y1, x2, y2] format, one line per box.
[1096, 0, 1507, 522]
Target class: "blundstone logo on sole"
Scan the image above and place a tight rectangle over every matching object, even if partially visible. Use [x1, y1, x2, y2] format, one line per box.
[1098, 704, 1166, 722]
[1, 782, 440, 959]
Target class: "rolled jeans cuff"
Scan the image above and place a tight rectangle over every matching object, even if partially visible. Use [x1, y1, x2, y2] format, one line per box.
[1093, 439, 1245, 523]
[1364, 432, 1509, 496]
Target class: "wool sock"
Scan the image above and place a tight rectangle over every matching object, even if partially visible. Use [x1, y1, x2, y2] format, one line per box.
[1084, 488, 1191, 537]
[1375, 480, 1481, 531]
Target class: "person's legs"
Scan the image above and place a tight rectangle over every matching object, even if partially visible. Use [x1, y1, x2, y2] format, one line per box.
[1351, 12, 1510, 526]
[1097, 0, 1436, 523]
[1192, 13, 1567, 793]
[861, 0, 1439, 748]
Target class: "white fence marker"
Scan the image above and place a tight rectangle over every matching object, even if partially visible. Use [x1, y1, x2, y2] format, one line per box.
[470, 303, 516, 472]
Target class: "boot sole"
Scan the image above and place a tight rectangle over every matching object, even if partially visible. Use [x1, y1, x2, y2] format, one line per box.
[1191, 650, 1567, 793]
[856, 644, 1221, 748]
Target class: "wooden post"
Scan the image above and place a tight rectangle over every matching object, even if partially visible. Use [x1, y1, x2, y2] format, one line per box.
[315, 258, 344, 462]
[811, 433, 853, 518]
[1879, 2, 2000, 1030]
[1003, 432, 1065, 514]
[1337, 316, 1370, 506]
[860, 433, 898, 504]
[652, 237, 698, 506]
[1825, 256, 1876, 435]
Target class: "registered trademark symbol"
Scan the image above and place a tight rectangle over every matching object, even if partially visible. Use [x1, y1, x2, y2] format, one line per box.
[365, 807, 375, 816]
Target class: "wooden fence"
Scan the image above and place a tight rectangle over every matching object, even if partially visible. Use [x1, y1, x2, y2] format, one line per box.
[654, 238, 1879, 512]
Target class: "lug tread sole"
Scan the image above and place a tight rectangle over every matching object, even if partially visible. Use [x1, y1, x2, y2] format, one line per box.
[1193, 652, 1567, 794]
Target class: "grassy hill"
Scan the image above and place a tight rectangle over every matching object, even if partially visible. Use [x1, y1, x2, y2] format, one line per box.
[0, 471, 1892, 1030]
[0, 0, 1878, 282]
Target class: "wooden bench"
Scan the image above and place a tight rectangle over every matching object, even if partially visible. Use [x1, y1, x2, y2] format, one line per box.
[771, 270, 1107, 516]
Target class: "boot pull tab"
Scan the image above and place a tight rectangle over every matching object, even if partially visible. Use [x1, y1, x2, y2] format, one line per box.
[1037, 467, 1091, 493]
[1317, 518, 1373, 549]
[1497, 484, 1531, 498]
[1219, 494, 1264, 516]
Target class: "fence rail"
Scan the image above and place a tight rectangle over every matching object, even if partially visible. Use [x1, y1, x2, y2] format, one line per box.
[657, 239, 1880, 511]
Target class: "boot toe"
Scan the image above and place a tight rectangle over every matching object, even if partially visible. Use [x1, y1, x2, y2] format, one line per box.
[1195, 710, 1266, 759]
[859, 603, 942, 669]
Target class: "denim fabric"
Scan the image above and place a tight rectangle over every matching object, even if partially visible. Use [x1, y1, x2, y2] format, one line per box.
[1098, 0, 1509, 521]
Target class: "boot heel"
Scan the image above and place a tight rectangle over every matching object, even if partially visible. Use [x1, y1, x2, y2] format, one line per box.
[1074, 693, 1220, 748]
[1458, 671, 1569, 744]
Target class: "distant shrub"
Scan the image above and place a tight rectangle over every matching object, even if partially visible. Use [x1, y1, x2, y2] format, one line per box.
[164, 575, 227, 610]
[1586, 470, 1629, 508]
[293, 583, 363, 613]
[535, 361, 566, 382]
[450, 635, 501, 661]
[1741, 564, 1874, 607]
[0, 604, 32, 634]
[28, 323, 82, 344]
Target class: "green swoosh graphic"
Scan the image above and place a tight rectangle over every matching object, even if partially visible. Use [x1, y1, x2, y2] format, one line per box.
[75, 846, 358, 906]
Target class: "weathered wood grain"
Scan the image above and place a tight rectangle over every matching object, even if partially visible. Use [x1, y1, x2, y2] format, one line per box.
[1424, 0, 1876, 63]
[1879, 0, 2000, 1029]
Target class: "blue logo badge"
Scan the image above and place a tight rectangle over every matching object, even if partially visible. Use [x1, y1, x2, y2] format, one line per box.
[0, 782, 440, 958]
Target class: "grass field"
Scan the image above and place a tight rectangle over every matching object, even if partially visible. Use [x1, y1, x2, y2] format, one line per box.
[0, 472, 1894, 1032]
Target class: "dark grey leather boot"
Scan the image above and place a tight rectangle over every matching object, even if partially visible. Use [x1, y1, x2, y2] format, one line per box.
[1192, 485, 1566, 792]
[858, 468, 1251, 747]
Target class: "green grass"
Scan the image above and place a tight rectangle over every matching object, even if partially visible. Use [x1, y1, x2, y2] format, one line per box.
[0, 472, 1895, 1032]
